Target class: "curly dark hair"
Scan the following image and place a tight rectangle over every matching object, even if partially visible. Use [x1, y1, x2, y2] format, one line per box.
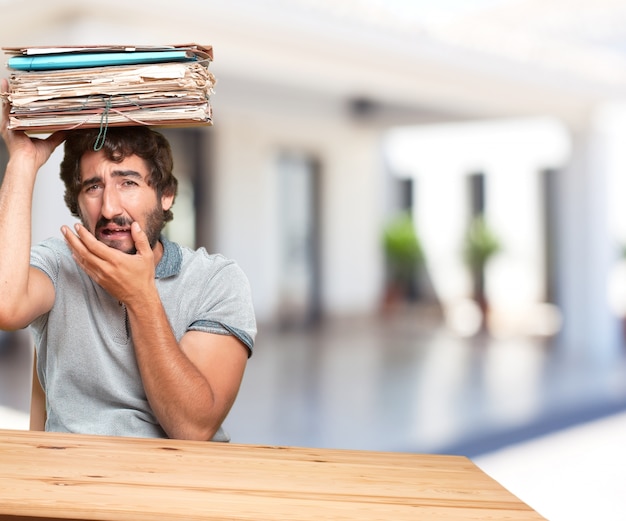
[59, 126, 178, 224]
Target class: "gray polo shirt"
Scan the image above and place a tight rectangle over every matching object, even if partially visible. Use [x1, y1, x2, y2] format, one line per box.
[29, 236, 256, 441]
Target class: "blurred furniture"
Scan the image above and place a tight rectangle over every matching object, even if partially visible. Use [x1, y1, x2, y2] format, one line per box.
[0, 429, 545, 520]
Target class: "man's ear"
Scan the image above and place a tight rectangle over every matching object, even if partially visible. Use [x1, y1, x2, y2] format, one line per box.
[161, 192, 175, 212]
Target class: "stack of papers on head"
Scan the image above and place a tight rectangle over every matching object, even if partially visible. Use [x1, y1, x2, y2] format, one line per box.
[2, 44, 215, 132]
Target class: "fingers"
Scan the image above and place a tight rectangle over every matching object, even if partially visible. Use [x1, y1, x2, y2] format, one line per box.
[62, 222, 155, 304]
[1, 78, 64, 156]
[130, 221, 151, 256]
[61, 224, 88, 256]
[45, 129, 67, 151]
[0, 77, 8, 105]
[1, 78, 10, 135]
[66, 222, 151, 260]
[63, 223, 101, 259]
[62, 224, 111, 279]
[61, 225, 88, 274]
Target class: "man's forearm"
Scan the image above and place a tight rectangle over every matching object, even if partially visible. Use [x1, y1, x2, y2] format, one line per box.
[0, 158, 38, 325]
[0, 83, 64, 329]
[126, 294, 219, 440]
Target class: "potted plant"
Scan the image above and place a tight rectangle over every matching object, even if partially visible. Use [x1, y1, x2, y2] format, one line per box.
[463, 215, 501, 320]
[382, 212, 424, 308]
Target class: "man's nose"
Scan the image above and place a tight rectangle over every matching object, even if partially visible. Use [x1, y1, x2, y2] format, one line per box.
[101, 185, 123, 219]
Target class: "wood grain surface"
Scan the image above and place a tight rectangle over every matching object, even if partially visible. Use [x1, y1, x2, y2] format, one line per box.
[0, 429, 546, 520]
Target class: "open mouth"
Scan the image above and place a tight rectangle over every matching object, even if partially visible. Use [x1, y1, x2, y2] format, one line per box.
[98, 227, 131, 240]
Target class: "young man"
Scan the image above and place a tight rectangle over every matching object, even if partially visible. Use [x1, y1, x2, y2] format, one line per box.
[0, 79, 256, 441]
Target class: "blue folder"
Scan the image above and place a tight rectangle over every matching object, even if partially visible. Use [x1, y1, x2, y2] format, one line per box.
[8, 50, 196, 71]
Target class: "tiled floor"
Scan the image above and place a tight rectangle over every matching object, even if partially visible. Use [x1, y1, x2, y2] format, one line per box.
[2, 307, 626, 519]
[224, 306, 626, 456]
[2, 305, 626, 456]
[0, 330, 33, 415]
[475, 410, 626, 521]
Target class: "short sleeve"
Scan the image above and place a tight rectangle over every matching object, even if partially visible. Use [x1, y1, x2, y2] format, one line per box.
[30, 238, 65, 287]
[188, 258, 257, 356]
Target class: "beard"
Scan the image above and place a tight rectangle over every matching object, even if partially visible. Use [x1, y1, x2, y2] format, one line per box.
[90, 206, 165, 254]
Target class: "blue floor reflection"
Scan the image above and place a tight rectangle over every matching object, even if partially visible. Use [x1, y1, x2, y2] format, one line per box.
[2, 305, 626, 457]
[224, 306, 626, 456]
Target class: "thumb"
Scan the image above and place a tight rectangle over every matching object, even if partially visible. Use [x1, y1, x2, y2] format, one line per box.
[130, 221, 151, 255]
[45, 129, 67, 150]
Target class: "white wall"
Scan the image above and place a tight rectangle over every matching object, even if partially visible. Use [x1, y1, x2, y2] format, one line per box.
[31, 148, 76, 245]
[385, 118, 571, 337]
[12, 2, 620, 332]
[213, 84, 386, 322]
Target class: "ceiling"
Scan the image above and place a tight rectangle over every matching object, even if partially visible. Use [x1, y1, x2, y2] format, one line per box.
[2, 0, 626, 126]
[290, 0, 626, 89]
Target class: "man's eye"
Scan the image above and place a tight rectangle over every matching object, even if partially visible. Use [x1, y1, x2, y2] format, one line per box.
[85, 185, 101, 193]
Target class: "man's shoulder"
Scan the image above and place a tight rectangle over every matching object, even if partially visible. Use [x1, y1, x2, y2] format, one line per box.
[164, 238, 235, 271]
[31, 236, 71, 259]
[157, 237, 230, 279]
[182, 246, 237, 271]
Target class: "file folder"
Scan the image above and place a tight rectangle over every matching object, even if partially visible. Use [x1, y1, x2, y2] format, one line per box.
[8, 50, 197, 71]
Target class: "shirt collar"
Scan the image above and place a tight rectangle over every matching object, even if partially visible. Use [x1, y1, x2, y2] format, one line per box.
[155, 236, 182, 279]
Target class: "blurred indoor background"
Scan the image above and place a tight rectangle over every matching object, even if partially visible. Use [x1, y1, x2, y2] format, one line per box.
[1, 1, 626, 519]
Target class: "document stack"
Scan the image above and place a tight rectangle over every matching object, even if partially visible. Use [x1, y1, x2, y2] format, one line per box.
[2, 44, 215, 132]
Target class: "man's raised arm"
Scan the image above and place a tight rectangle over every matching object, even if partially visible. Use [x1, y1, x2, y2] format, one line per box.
[0, 78, 65, 330]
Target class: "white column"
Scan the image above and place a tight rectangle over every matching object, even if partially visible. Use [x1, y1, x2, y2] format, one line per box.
[31, 147, 75, 245]
[555, 116, 622, 363]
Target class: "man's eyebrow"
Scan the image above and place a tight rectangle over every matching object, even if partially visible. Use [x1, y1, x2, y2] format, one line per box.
[111, 170, 144, 180]
[80, 170, 144, 189]
[81, 175, 103, 189]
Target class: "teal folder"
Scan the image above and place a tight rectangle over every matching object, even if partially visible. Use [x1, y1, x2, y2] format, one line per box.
[8, 50, 196, 71]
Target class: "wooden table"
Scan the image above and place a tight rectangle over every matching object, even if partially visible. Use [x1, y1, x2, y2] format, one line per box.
[0, 429, 545, 520]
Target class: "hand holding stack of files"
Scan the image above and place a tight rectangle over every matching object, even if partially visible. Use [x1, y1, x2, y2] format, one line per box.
[2, 44, 215, 132]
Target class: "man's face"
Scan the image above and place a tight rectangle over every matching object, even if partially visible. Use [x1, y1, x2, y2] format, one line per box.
[77, 150, 174, 254]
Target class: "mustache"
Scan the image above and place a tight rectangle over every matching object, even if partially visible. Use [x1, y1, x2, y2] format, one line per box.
[95, 216, 133, 229]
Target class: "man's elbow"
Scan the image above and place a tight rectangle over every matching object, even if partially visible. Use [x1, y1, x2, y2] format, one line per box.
[0, 292, 46, 330]
[167, 420, 222, 442]
[0, 304, 28, 332]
